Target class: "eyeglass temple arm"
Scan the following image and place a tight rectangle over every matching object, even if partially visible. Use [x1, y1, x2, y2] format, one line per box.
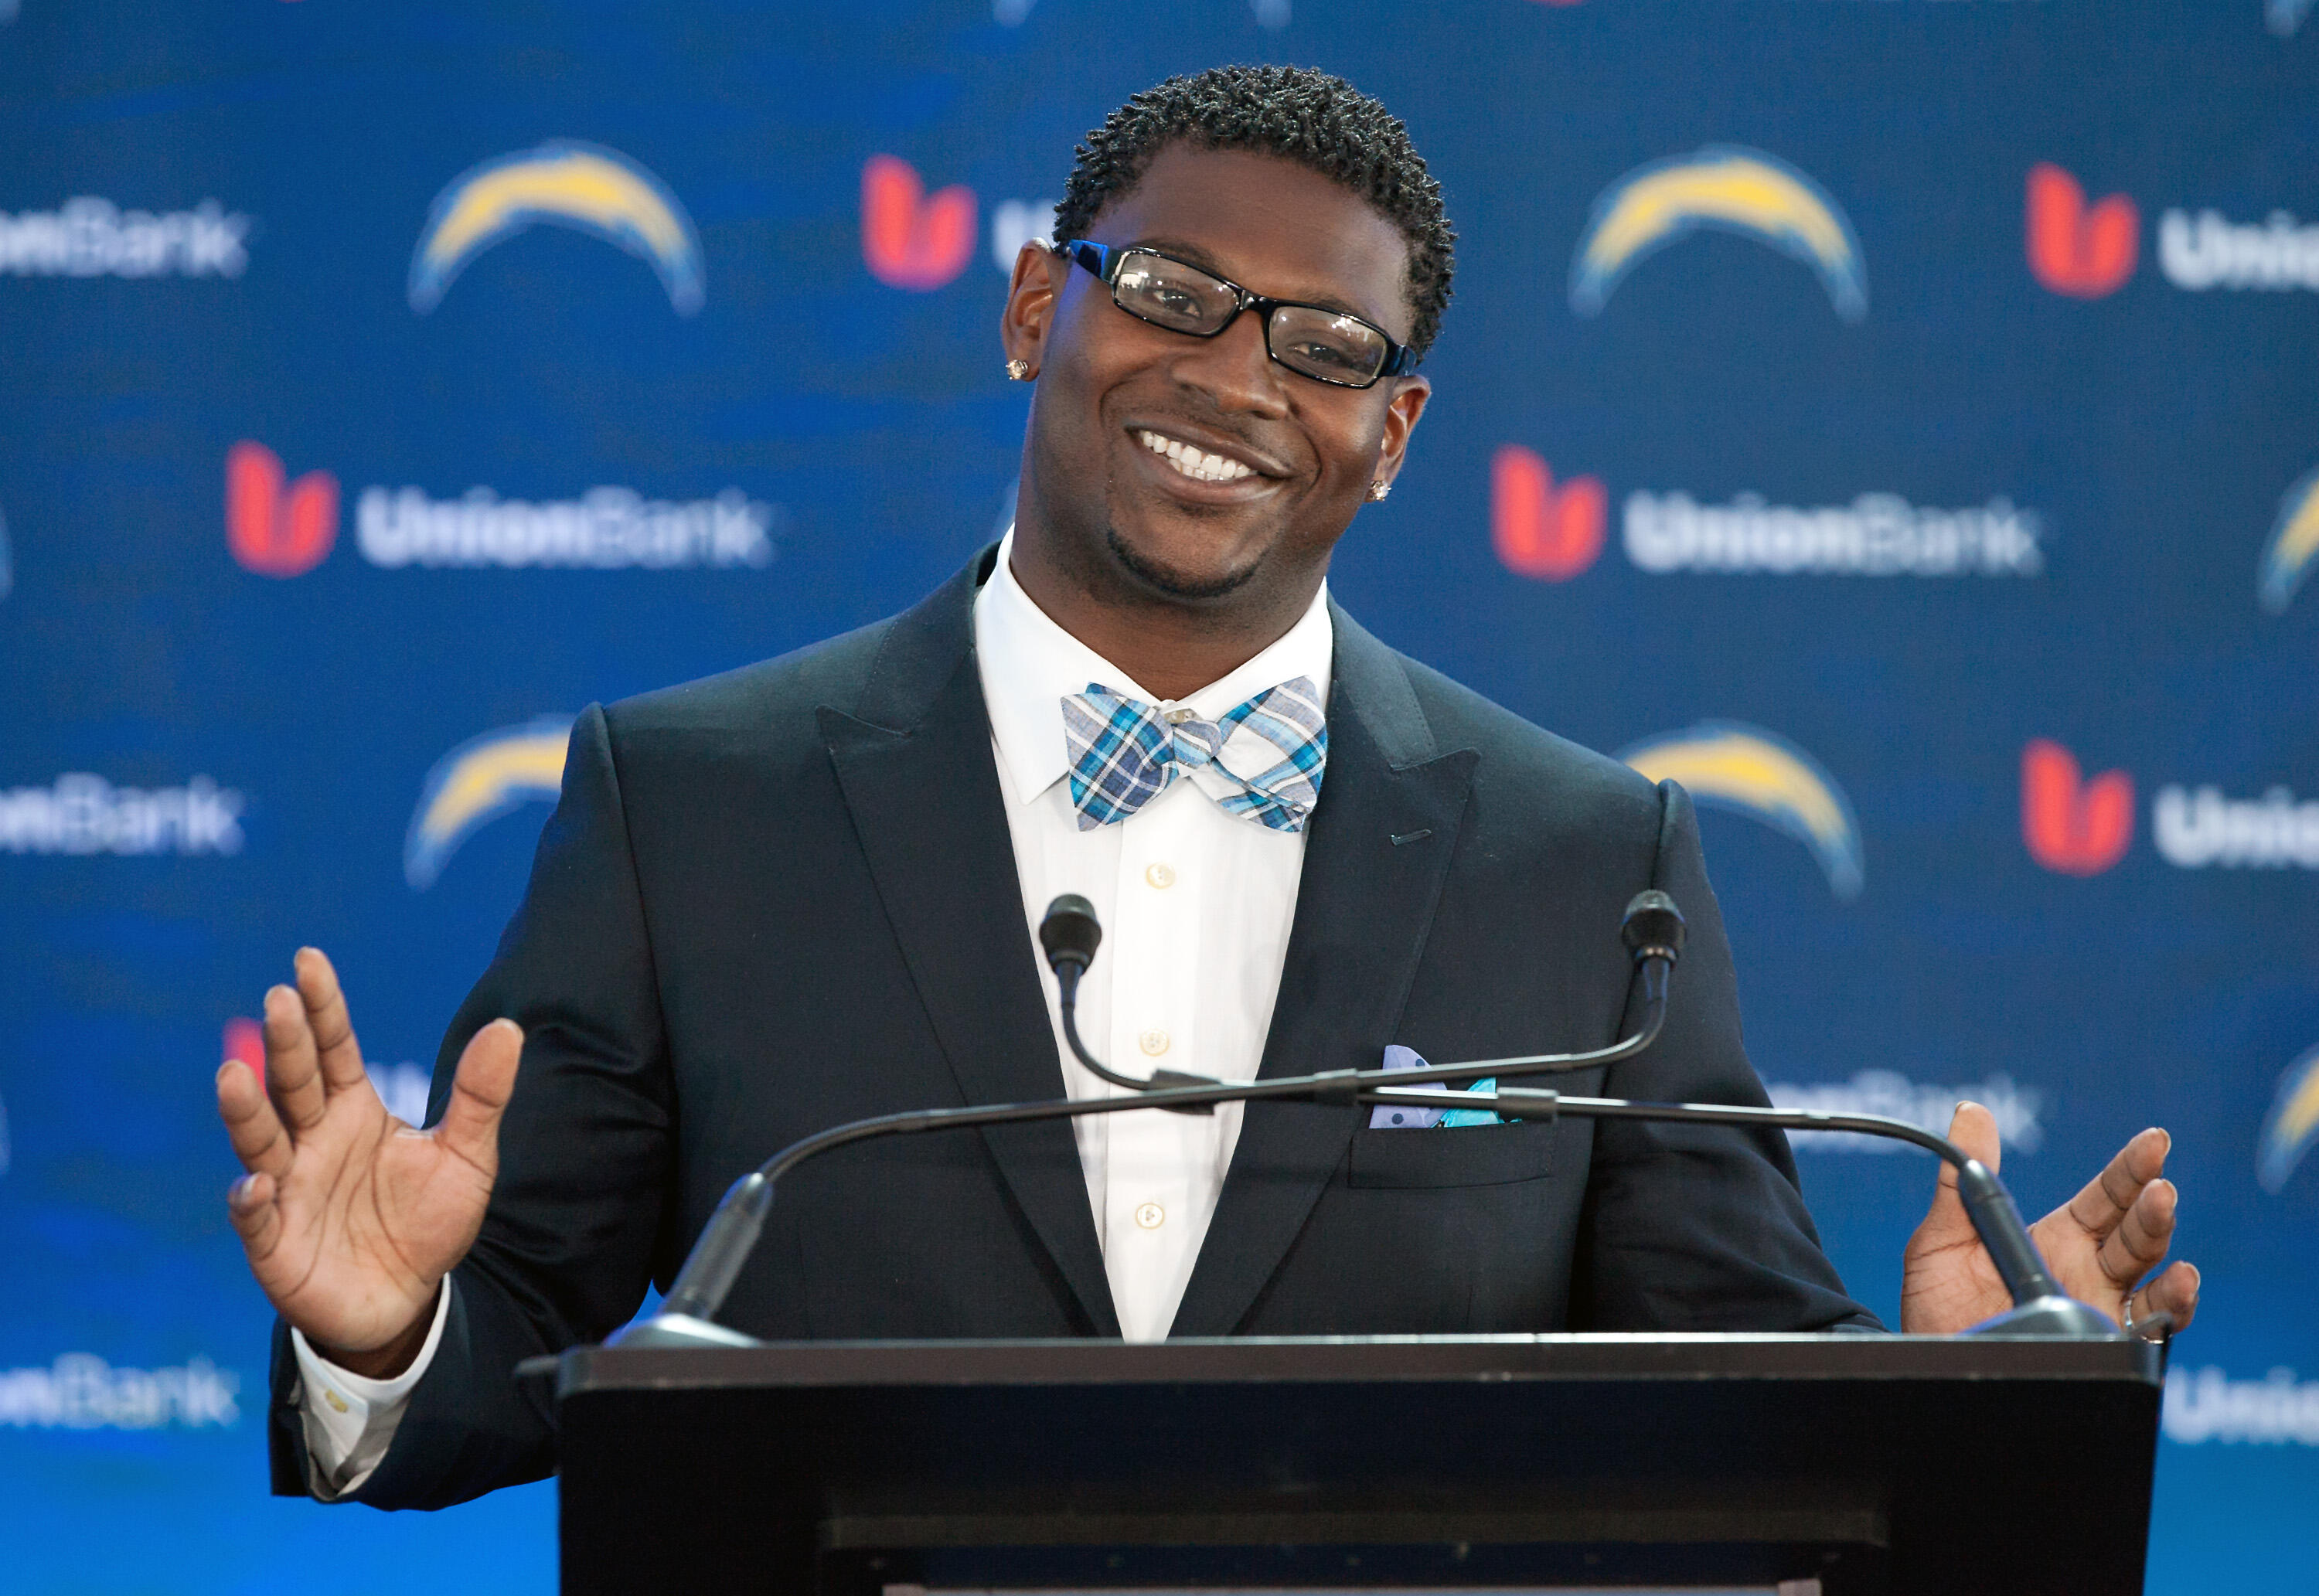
[1053, 238, 1111, 277]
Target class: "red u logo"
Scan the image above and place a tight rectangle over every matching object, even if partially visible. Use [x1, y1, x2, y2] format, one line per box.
[861, 155, 976, 291]
[226, 441, 338, 577]
[2021, 739, 2135, 875]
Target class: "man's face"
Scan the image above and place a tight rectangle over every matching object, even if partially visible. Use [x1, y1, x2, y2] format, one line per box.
[1004, 143, 1430, 608]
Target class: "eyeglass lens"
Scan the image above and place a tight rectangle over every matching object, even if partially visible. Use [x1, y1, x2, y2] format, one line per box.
[1111, 252, 1389, 386]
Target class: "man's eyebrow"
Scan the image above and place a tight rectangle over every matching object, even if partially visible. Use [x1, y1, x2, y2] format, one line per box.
[1128, 236, 1379, 323]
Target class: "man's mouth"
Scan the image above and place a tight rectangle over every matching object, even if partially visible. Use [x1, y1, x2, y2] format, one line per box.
[1136, 428, 1259, 485]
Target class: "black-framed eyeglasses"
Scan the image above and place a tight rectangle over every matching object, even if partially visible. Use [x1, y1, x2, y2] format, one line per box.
[1054, 239, 1418, 390]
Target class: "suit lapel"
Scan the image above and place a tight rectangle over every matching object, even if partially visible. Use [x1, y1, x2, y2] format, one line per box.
[1170, 609, 1478, 1337]
[818, 550, 1121, 1336]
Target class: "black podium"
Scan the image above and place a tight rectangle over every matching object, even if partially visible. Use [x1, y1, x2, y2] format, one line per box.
[547, 1333, 2162, 1594]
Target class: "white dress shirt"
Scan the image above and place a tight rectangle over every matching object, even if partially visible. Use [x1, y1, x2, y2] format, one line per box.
[976, 529, 1330, 1340]
[293, 529, 1331, 1493]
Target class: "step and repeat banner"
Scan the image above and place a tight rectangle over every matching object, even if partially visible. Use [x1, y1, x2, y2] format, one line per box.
[3, 2, 2315, 1591]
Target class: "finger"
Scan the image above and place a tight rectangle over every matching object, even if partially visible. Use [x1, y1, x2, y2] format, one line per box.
[225, 1171, 284, 1263]
[263, 982, 329, 1132]
[2062, 1126, 2168, 1242]
[1916, 1103, 2001, 1248]
[432, 1020, 523, 1176]
[2099, 1177, 2177, 1290]
[2139, 1260, 2201, 1334]
[1946, 1100, 2001, 1173]
[294, 947, 371, 1097]
[216, 1058, 295, 1180]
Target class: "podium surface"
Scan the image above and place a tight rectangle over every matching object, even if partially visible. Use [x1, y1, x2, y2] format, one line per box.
[550, 1333, 2161, 1595]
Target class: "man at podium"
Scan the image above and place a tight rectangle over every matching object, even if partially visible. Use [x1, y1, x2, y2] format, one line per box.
[213, 66, 2199, 1510]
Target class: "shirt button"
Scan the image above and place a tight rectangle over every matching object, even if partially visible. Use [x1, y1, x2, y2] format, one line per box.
[323, 1388, 350, 1414]
[1145, 862, 1176, 890]
[1134, 1201, 1165, 1229]
[1139, 1029, 1170, 1057]
[1163, 707, 1197, 724]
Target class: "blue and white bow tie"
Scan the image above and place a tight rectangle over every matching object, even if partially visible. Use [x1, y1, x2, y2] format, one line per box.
[1061, 676, 1327, 832]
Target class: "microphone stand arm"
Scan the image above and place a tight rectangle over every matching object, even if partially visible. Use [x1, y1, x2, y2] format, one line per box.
[618, 935, 2110, 1349]
[626, 956, 1676, 1345]
[1366, 1083, 2116, 1340]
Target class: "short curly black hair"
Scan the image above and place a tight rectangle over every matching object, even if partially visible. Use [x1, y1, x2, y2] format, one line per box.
[1052, 64, 1456, 362]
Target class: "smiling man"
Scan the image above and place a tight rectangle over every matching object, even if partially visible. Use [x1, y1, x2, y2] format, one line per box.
[218, 66, 2198, 1510]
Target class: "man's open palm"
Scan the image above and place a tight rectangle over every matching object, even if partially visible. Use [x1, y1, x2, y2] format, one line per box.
[1899, 1101, 2201, 1336]
[215, 948, 520, 1368]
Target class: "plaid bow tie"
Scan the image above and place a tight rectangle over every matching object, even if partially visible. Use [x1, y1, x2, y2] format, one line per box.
[1061, 676, 1327, 832]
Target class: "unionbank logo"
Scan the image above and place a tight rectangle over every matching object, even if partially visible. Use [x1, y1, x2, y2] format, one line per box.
[226, 441, 339, 577]
[2021, 740, 2134, 876]
[356, 484, 776, 570]
[226, 443, 778, 574]
[2257, 1044, 2319, 1193]
[0, 198, 250, 278]
[0, 774, 244, 856]
[410, 141, 703, 315]
[2257, 465, 2319, 614]
[2023, 740, 2319, 874]
[2027, 161, 2319, 298]
[1490, 451, 2043, 583]
[1621, 721, 1864, 899]
[1571, 146, 1866, 322]
[405, 716, 572, 889]
[1625, 488, 2041, 577]
[0, 1356, 240, 1431]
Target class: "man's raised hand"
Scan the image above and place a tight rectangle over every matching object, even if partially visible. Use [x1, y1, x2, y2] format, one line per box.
[215, 949, 520, 1378]
[1899, 1101, 2201, 1336]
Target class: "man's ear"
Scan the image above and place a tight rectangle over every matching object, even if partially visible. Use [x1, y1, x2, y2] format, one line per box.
[1369, 375, 1432, 495]
[1000, 242, 1068, 378]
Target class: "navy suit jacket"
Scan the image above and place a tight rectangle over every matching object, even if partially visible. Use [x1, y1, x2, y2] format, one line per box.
[268, 544, 1876, 1509]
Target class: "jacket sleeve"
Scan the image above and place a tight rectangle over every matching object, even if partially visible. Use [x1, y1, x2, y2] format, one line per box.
[266, 703, 677, 1507]
[1570, 779, 1884, 1333]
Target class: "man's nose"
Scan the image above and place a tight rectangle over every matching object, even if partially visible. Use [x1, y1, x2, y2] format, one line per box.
[1169, 308, 1292, 418]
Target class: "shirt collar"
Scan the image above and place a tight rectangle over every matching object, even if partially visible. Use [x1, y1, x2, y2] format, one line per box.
[972, 526, 1336, 808]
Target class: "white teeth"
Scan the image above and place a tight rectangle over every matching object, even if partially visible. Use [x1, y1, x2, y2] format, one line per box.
[1137, 429, 1255, 484]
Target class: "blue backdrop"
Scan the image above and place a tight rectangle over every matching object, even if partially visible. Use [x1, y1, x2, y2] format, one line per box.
[4, 2, 2316, 1591]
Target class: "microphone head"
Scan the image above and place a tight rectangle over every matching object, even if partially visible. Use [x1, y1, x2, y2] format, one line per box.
[1039, 893, 1103, 975]
[1620, 890, 1686, 965]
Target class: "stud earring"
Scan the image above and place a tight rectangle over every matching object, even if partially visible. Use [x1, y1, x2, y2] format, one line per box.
[1367, 478, 1392, 502]
[1005, 359, 1033, 382]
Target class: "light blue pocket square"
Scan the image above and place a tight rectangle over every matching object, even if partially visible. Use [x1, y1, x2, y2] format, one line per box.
[1368, 1044, 1503, 1128]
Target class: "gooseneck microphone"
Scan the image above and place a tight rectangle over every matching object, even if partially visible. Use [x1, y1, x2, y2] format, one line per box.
[1035, 891, 1102, 975]
[611, 889, 2115, 1349]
